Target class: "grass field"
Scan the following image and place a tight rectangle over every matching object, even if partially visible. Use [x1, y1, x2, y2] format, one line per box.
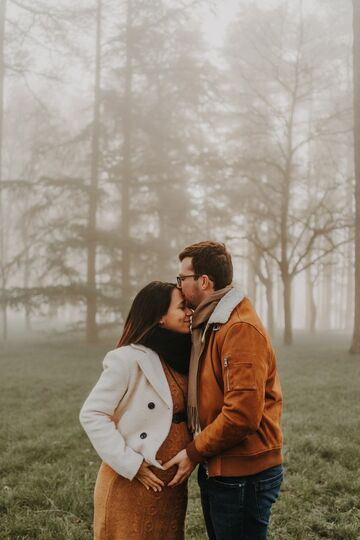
[1, 332, 360, 539]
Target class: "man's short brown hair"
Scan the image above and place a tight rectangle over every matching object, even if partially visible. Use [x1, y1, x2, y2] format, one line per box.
[179, 241, 233, 290]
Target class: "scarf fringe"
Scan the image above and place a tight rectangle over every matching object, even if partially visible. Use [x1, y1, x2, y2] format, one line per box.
[187, 405, 201, 433]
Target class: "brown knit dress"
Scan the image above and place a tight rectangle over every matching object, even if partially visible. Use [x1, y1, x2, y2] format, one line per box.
[93, 360, 192, 540]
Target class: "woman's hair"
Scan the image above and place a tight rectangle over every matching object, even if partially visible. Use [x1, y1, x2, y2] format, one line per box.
[117, 281, 176, 347]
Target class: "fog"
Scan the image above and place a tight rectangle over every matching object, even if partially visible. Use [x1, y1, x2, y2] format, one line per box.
[0, 0, 359, 349]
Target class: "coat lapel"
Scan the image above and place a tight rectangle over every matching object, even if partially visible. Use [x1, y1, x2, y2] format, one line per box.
[130, 344, 172, 408]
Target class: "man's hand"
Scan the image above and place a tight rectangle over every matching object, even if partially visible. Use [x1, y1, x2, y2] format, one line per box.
[163, 449, 196, 487]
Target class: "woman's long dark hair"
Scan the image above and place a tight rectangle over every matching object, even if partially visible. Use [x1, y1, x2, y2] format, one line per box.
[117, 281, 176, 347]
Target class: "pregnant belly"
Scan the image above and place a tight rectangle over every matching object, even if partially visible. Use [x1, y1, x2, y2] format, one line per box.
[153, 423, 192, 483]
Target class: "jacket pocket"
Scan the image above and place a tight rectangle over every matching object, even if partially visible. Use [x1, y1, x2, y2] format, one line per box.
[223, 356, 256, 391]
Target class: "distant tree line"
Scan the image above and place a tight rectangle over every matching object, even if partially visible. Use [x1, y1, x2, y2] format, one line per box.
[0, 0, 358, 351]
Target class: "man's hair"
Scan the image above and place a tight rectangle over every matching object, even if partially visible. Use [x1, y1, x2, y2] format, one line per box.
[178, 241, 233, 290]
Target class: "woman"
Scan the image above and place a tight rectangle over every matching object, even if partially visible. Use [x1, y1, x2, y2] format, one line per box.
[80, 281, 193, 540]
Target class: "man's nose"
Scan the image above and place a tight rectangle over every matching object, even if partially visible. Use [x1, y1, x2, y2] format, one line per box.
[185, 307, 192, 316]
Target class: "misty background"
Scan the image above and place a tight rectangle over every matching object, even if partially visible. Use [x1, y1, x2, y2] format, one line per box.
[0, 0, 359, 350]
[2, 2, 360, 538]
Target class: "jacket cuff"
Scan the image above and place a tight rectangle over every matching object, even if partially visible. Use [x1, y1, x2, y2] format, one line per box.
[126, 451, 145, 481]
[186, 440, 205, 464]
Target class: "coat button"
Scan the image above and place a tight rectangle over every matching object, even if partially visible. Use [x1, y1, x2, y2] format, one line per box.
[148, 402, 155, 409]
[140, 432, 147, 439]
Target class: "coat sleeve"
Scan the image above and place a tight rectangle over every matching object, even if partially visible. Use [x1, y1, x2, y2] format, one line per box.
[186, 322, 268, 463]
[79, 349, 144, 480]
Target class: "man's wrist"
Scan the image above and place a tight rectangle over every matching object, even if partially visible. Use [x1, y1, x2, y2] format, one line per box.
[186, 440, 204, 464]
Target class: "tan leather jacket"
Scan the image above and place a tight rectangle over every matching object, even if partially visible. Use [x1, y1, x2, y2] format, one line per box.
[186, 290, 283, 477]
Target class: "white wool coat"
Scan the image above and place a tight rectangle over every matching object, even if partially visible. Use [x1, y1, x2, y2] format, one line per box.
[79, 344, 174, 480]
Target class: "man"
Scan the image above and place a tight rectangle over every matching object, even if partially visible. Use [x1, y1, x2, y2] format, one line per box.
[164, 241, 283, 540]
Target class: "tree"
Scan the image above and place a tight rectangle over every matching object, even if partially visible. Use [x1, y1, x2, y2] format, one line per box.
[350, 0, 360, 353]
[0, 0, 7, 339]
[86, 0, 102, 344]
[100, 0, 212, 304]
[222, 1, 352, 344]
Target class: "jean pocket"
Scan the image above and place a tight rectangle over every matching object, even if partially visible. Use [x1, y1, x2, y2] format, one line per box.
[255, 470, 283, 493]
[254, 472, 283, 525]
[210, 477, 245, 489]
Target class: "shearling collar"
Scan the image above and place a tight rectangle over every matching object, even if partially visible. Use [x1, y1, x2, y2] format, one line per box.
[207, 288, 245, 325]
[199, 287, 245, 342]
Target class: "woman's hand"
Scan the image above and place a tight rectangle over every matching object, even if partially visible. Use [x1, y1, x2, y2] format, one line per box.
[135, 460, 165, 492]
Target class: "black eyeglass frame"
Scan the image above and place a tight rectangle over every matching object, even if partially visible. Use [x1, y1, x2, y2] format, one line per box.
[176, 274, 215, 288]
[176, 274, 200, 287]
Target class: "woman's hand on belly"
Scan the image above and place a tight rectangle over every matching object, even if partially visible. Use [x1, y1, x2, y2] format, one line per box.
[135, 460, 165, 492]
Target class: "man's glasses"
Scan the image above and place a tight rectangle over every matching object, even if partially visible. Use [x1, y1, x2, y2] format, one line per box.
[176, 274, 200, 288]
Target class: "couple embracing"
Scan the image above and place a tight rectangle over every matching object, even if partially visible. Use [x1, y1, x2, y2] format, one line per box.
[80, 241, 283, 540]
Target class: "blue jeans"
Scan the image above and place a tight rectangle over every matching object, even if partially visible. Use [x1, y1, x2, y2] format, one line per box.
[198, 463, 283, 540]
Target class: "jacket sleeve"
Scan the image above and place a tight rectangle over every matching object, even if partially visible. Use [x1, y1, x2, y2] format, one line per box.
[79, 349, 144, 480]
[186, 322, 268, 463]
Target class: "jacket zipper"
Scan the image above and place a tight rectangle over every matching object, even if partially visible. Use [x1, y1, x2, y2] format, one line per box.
[224, 357, 230, 391]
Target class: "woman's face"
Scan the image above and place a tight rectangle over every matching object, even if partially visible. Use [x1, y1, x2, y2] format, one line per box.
[160, 288, 192, 334]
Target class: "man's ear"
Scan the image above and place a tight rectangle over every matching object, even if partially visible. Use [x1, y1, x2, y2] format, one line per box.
[201, 275, 212, 290]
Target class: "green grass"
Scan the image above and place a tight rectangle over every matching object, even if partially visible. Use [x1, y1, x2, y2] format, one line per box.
[0, 333, 359, 539]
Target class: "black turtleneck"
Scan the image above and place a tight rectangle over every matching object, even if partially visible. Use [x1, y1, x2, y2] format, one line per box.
[142, 326, 191, 375]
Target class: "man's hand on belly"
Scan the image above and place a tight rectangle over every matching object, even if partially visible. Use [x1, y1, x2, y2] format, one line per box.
[163, 449, 196, 487]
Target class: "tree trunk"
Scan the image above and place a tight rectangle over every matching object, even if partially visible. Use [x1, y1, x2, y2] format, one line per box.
[318, 251, 333, 331]
[279, 45, 298, 346]
[247, 243, 257, 304]
[0, 0, 6, 341]
[23, 219, 31, 331]
[155, 75, 171, 279]
[345, 149, 354, 330]
[345, 243, 354, 330]
[86, 0, 102, 344]
[280, 145, 293, 345]
[304, 95, 317, 334]
[305, 265, 316, 333]
[265, 279, 275, 338]
[350, 0, 360, 353]
[282, 272, 293, 345]
[276, 272, 283, 327]
[280, 189, 293, 344]
[309, 284, 317, 334]
[120, 0, 133, 309]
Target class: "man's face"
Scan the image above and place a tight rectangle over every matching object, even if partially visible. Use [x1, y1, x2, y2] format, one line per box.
[178, 257, 204, 309]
